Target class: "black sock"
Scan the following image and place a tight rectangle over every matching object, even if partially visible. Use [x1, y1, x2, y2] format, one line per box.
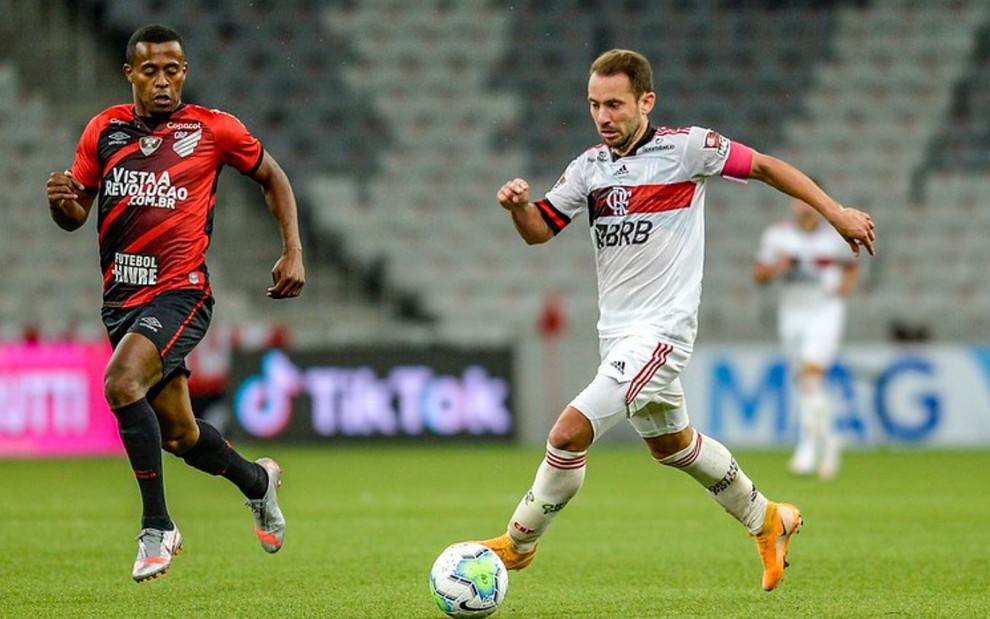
[113, 399, 173, 531]
[182, 420, 268, 500]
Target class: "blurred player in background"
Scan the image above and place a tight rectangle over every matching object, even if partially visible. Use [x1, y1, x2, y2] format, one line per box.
[754, 191, 860, 479]
[45, 25, 305, 582]
[479, 49, 875, 592]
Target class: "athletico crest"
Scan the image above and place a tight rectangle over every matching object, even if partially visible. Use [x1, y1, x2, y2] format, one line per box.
[139, 136, 162, 156]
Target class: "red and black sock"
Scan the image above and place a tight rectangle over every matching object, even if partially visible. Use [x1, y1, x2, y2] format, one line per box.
[112, 399, 173, 531]
[182, 420, 267, 500]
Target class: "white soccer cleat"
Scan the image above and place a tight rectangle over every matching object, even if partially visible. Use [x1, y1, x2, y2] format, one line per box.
[132, 525, 183, 582]
[246, 457, 285, 553]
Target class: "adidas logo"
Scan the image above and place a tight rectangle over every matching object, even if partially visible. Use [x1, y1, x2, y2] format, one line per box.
[610, 360, 625, 374]
[613, 164, 629, 176]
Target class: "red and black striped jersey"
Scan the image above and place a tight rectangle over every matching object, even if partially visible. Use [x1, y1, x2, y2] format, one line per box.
[71, 103, 263, 308]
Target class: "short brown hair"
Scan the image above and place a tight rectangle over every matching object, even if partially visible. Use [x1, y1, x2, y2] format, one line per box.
[590, 49, 654, 99]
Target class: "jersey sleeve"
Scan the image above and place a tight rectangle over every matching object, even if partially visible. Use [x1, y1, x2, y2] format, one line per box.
[683, 126, 753, 181]
[539, 156, 590, 234]
[70, 114, 106, 192]
[212, 109, 264, 175]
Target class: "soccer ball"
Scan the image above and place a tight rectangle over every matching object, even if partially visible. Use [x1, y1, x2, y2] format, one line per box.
[429, 542, 508, 618]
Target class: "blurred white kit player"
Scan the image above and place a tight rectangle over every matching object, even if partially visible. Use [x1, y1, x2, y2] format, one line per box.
[479, 49, 874, 593]
[754, 197, 860, 479]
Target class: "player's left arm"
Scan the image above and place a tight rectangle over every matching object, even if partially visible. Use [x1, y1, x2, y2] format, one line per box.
[747, 151, 876, 257]
[250, 150, 306, 299]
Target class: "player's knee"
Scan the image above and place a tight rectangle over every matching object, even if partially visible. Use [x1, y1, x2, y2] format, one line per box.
[548, 420, 593, 452]
[104, 369, 149, 410]
[645, 426, 694, 460]
[161, 423, 199, 455]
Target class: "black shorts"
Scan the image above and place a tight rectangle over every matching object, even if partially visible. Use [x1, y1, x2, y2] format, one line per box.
[102, 290, 214, 382]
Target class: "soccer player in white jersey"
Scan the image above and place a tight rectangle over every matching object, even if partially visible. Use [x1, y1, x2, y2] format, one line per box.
[477, 49, 875, 592]
[754, 194, 860, 480]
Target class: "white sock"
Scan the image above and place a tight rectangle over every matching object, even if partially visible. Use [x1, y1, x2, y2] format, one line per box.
[507, 442, 587, 552]
[658, 430, 768, 534]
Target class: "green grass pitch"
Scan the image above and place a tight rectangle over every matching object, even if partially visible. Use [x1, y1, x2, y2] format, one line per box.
[1, 445, 988, 618]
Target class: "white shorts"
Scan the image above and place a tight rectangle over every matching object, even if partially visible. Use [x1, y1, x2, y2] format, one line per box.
[569, 334, 692, 440]
[778, 299, 846, 369]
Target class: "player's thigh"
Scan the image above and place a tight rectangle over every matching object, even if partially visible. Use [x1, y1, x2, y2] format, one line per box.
[569, 373, 629, 442]
[571, 335, 691, 441]
[778, 308, 806, 367]
[797, 303, 846, 368]
[627, 378, 690, 439]
[108, 291, 213, 390]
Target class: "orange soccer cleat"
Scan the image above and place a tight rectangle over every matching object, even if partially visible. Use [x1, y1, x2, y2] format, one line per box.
[477, 533, 539, 571]
[754, 501, 803, 592]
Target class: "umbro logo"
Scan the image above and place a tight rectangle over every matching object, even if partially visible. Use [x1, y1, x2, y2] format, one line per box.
[610, 360, 625, 374]
[108, 131, 130, 142]
[139, 316, 163, 333]
[613, 164, 629, 176]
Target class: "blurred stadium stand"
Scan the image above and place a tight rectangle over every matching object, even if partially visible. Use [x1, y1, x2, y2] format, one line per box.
[2, 0, 990, 346]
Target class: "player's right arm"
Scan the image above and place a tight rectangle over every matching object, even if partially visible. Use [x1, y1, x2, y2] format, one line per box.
[497, 178, 554, 245]
[753, 258, 791, 284]
[46, 170, 95, 231]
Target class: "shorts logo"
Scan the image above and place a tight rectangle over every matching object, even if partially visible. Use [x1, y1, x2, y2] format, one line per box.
[610, 360, 625, 375]
[139, 136, 162, 156]
[139, 316, 163, 333]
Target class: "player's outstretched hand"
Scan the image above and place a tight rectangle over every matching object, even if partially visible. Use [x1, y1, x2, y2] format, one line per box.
[497, 178, 531, 211]
[832, 207, 876, 257]
[46, 170, 84, 207]
[268, 248, 305, 299]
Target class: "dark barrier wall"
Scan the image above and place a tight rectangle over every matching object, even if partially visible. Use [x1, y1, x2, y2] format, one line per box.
[228, 346, 515, 442]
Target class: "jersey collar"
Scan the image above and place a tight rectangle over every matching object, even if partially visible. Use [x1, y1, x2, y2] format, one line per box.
[132, 103, 186, 132]
[611, 125, 655, 161]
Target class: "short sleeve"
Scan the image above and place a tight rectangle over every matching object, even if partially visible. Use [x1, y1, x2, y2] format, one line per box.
[70, 115, 105, 191]
[212, 109, 264, 175]
[683, 126, 752, 181]
[539, 156, 590, 234]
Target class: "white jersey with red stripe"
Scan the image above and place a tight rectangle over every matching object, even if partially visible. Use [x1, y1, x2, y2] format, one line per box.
[756, 220, 855, 309]
[538, 125, 753, 348]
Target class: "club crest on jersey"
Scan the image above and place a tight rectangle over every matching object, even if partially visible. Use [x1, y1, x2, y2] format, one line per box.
[139, 136, 163, 156]
[704, 130, 730, 157]
[173, 128, 202, 157]
[605, 186, 631, 216]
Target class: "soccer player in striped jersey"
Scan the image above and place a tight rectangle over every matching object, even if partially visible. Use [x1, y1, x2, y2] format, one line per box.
[478, 49, 875, 592]
[45, 25, 305, 582]
[754, 193, 860, 480]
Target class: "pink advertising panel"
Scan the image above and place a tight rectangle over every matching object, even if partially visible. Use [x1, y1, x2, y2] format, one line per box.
[0, 343, 122, 457]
